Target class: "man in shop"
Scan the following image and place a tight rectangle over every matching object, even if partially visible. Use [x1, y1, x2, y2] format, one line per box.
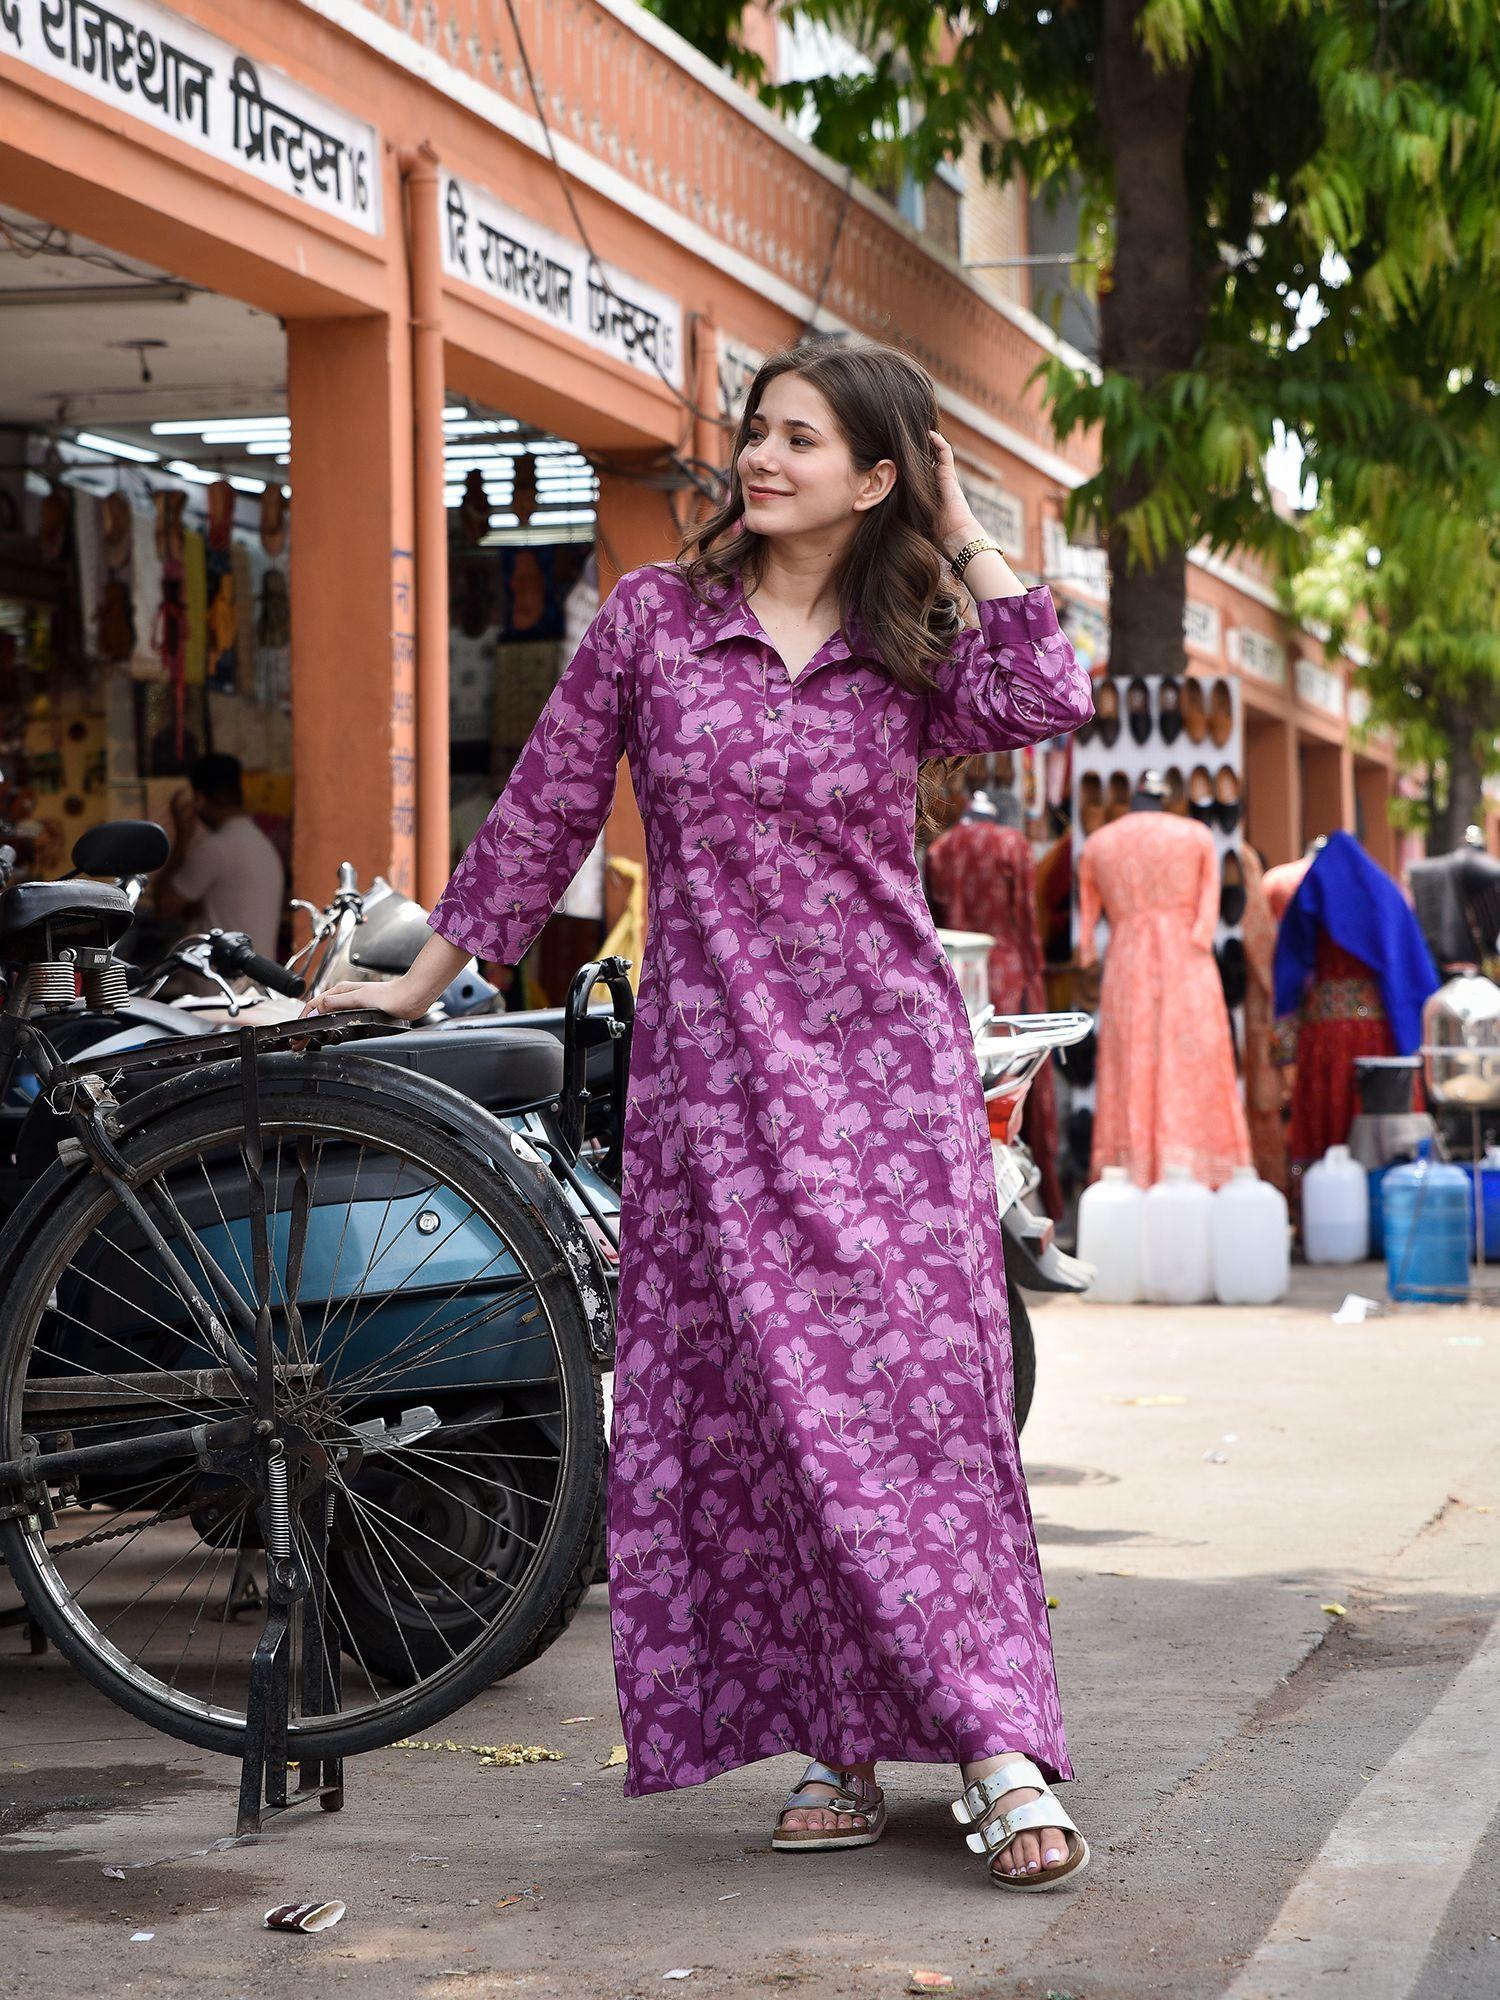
[158, 753, 286, 960]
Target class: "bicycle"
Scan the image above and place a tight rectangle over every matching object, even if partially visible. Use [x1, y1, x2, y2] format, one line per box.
[0, 826, 626, 1834]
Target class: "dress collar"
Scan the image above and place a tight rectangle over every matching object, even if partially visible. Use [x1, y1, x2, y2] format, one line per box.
[685, 566, 878, 671]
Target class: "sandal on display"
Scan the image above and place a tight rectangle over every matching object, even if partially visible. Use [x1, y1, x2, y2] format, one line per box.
[951, 1755, 1090, 1892]
[771, 1760, 888, 1852]
[1181, 677, 1208, 745]
[1079, 771, 1104, 834]
[1126, 675, 1152, 745]
[1214, 765, 1242, 833]
[1094, 679, 1120, 748]
[1157, 676, 1182, 744]
[1220, 848, 1246, 924]
[1188, 764, 1217, 826]
[1209, 677, 1234, 748]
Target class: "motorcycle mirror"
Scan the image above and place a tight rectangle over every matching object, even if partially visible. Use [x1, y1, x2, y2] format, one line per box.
[71, 819, 171, 879]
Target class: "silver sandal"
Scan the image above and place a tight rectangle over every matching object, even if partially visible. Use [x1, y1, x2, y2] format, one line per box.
[771, 1758, 888, 1851]
[951, 1753, 1090, 1890]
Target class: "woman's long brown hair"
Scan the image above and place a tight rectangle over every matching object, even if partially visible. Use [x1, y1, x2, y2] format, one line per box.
[674, 332, 978, 838]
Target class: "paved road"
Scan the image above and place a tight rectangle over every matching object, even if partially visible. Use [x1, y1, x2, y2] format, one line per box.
[2, 1264, 1498, 1999]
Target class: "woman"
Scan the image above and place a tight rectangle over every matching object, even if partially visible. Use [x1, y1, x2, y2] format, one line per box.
[305, 335, 1095, 1890]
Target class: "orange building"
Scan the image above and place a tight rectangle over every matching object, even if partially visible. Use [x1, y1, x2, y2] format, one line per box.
[0, 0, 1406, 993]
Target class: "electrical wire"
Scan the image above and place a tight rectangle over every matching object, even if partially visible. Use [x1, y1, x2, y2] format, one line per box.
[498, 0, 718, 434]
[0, 212, 208, 292]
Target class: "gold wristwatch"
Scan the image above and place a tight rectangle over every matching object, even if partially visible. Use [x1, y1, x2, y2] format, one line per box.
[949, 535, 1003, 583]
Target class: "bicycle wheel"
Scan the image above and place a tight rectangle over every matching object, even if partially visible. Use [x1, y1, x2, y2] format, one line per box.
[0, 1080, 603, 1760]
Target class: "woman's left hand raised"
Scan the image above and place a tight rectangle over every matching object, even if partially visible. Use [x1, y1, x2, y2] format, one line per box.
[929, 429, 984, 553]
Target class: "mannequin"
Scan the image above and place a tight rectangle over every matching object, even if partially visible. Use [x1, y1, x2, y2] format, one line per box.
[1411, 828, 1500, 972]
[962, 782, 1025, 831]
[1274, 831, 1441, 1187]
[1078, 805, 1251, 1189]
[925, 781, 1062, 1217]
[1261, 836, 1323, 923]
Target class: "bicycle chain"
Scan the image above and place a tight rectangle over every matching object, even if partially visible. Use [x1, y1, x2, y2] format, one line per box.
[50, 1498, 198, 1554]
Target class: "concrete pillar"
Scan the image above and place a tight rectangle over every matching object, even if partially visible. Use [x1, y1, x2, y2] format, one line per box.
[1301, 739, 1354, 848]
[592, 469, 681, 921]
[287, 311, 416, 904]
[1244, 713, 1298, 866]
[1355, 759, 1396, 871]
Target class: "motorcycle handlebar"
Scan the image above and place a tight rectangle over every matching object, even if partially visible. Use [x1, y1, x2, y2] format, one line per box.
[209, 930, 306, 998]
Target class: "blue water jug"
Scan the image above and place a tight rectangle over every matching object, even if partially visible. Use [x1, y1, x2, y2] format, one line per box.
[1460, 1161, 1500, 1258]
[1382, 1158, 1471, 1303]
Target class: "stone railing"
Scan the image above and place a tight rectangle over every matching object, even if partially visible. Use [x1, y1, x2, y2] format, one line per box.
[352, 0, 1094, 470]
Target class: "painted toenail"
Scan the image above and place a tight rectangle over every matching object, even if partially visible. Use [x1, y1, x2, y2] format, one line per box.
[1044, 1848, 1063, 1863]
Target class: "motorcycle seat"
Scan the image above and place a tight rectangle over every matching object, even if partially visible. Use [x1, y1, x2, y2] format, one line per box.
[0, 880, 134, 944]
[359, 1023, 564, 1111]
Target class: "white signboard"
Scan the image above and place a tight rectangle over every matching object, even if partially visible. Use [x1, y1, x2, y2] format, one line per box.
[1042, 517, 1109, 598]
[967, 480, 1026, 559]
[443, 173, 683, 389]
[1229, 624, 1288, 686]
[1295, 654, 1345, 718]
[1182, 597, 1222, 657]
[2, 0, 381, 234]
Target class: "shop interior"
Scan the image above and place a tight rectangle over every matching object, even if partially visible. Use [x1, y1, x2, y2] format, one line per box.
[0, 200, 609, 999]
[440, 393, 607, 1008]
[0, 202, 290, 956]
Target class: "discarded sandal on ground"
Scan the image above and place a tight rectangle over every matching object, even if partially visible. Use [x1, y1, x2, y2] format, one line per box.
[771, 1759, 888, 1851]
[951, 1754, 1090, 1891]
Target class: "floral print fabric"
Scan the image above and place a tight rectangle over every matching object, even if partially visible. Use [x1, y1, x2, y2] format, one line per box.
[429, 562, 1093, 1797]
[1078, 813, 1252, 1189]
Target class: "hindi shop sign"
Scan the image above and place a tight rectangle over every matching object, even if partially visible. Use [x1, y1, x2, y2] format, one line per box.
[2, 0, 381, 235]
[442, 173, 684, 390]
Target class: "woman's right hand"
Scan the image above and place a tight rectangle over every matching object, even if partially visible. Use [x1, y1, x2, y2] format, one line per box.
[300, 976, 430, 1022]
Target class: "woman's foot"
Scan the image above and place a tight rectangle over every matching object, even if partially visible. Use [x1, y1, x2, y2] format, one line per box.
[774, 1757, 882, 1839]
[960, 1752, 1069, 1880]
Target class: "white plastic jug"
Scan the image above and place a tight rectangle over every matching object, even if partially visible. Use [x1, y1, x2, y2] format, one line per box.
[1078, 1166, 1145, 1303]
[1302, 1144, 1370, 1264]
[1211, 1166, 1290, 1303]
[1141, 1165, 1214, 1305]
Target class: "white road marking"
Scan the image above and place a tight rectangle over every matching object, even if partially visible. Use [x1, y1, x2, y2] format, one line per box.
[1224, 1611, 1500, 1999]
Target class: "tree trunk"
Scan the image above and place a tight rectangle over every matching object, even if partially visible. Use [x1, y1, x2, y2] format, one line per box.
[1438, 712, 1485, 853]
[1097, 0, 1198, 679]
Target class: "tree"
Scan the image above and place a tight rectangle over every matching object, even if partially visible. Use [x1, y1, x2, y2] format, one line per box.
[648, 0, 1500, 744]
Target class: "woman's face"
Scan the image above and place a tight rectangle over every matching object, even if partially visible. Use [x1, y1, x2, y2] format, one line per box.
[737, 373, 895, 540]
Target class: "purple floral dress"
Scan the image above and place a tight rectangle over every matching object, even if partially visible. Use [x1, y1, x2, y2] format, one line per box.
[428, 561, 1094, 1798]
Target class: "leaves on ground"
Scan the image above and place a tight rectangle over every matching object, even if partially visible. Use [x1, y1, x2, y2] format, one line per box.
[396, 1738, 563, 1766]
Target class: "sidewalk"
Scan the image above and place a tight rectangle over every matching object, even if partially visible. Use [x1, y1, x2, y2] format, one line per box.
[2, 1266, 1497, 1998]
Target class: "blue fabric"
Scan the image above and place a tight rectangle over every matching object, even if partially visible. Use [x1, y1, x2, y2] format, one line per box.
[1273, 831, 1440, 1053]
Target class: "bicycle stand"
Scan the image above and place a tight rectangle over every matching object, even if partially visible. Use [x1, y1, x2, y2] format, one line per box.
[233, 1026, 344, 1840]
[236, 1482, 344, 1838]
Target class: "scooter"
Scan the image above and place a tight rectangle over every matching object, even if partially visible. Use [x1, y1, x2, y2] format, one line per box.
[974, 1007, 1097, 1430]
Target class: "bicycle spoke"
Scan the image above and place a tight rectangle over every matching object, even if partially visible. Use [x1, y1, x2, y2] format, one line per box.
[3, 1092, 603, 1749]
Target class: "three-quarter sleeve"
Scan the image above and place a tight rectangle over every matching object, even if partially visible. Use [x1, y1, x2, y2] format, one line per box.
[918, 584, 1094, 759]
[427, 581, 633, 965]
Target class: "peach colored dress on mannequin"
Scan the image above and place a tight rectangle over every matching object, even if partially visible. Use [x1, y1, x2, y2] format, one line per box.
[1078, 813, 1252, 1189]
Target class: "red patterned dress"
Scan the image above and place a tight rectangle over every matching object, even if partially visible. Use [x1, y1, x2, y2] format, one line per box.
[1281, 936, 1394, 1171]
[923, 817, 1063, 1218]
